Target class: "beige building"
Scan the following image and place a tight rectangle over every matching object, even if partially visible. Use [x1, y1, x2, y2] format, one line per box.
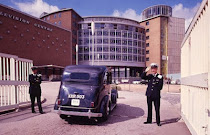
[140, 5, 185, 79]
[181, 0, 210, 135]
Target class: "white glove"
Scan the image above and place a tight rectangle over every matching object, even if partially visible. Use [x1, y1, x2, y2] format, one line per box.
[145, 67, 150, 72]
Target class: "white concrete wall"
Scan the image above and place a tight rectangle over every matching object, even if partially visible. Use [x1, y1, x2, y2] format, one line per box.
[0, 53, 33, 111]
[181, 0, 210, 135]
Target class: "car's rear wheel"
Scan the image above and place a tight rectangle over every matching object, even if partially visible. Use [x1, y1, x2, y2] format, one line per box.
[60, 114, 67, 119]
[99, 99, 109, 122]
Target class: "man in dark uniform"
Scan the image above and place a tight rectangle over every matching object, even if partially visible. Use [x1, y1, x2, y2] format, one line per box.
[29, 67, 44, 114]
[141, 63, 163, 126]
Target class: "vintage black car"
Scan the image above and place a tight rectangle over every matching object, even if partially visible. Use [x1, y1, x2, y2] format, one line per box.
[54, 65, 118, 121]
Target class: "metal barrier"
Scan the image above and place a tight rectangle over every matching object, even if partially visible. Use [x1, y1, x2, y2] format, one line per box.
[0, 53, 33, 112]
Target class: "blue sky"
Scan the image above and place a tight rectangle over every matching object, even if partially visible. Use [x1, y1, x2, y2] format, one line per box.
[0, 0, 202, 29]
[0, 0, 201, 16]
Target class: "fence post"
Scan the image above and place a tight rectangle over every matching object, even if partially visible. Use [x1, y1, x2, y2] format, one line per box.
[0, 56, 2, 80]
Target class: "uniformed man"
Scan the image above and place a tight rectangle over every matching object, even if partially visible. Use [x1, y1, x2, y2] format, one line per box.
[141, 63, 163, 126]
[29, 67, 44, 114]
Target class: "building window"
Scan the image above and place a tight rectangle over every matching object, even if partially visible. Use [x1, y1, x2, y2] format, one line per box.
[54, 14, 56, 18]
[110, 55, 115, 60]
[110, 47, 115, 52]
[116, 55, 121, 60]
[146, 29, 149, 32]
[123, 55, 127, 61]
[128, 55, 132, 61]
[122, 48, 127, 53]
[54, 22, 57, 25]
[97, 39, 102, 44]
[146, 36, 149, 40]
[146, 43, 149, 47]
[146, 57, 149, 61]
[133, 56, 137, 61]
[47, 16, 50, 20]
[73, 14, 77, 19]
[103, 54, 109, 60]
[110, 39, 115, 44]
[103, 47, 109, 52]
[84, 54, 89, 60]
[146, 21, 149, 25]
[58, 13, 61, 18]
[146, 50, 149, 54]
[114, 24, 117, 29]
[103, 39, 108, 44]
[116, 47, 121, 52]
[58, 21, 61, 25]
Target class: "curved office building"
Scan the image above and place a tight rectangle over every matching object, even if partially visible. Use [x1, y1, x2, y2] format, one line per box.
[78, 16, 146, 77]
[142, 5, 172, 20]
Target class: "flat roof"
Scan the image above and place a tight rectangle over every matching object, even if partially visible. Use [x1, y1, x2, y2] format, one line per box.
[142, 5, 172, 12]
[82, 16, 141, 23]
[40, 8, 82, 19]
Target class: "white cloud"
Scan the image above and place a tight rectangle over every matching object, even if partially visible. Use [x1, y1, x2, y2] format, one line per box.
[13, 0, 59, 18]
[112, 9, 142, 21]
[172, 3, 200, 31]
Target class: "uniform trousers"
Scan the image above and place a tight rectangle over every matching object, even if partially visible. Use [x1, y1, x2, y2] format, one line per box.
[146, 96, 160, 124]
[30, 95, 43, 113]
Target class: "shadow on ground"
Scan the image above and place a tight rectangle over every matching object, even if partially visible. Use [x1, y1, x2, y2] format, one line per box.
[63, 103, 144, 126]
[160, 117, 181, 126]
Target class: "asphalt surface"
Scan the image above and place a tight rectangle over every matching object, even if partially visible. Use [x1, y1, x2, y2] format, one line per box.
[0, 82, 190, 135]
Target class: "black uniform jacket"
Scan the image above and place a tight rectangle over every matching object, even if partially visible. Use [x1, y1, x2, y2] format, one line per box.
[29, 74, 42, 96]
[141, 72, 163, 99]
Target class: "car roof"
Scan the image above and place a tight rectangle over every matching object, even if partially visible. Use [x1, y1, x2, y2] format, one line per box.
[64, 65, 107, 74]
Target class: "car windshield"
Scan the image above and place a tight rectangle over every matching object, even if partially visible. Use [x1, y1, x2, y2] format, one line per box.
[62, 71, 100, 86]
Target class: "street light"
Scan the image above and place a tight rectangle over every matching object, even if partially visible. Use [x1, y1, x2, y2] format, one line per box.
[76, 44, 78, 65]
[91, 21, 95, 66]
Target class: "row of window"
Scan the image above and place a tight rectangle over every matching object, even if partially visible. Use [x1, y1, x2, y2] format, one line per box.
[54, 21, 61, 26]
[79, 54, 145, 62]
[78, 30, 145, 39]
[79, 39, 145, 46]
[80, 23, 144, 33]
[79, 46, 145, 55]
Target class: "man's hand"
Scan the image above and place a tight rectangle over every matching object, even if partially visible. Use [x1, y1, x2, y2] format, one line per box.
[145, 67, 150, 72]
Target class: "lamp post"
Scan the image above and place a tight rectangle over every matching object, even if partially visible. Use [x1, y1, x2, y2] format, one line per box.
[167, 56, 169, 92]
[91, 21, 95, 66]
[76, 44, 78, 65]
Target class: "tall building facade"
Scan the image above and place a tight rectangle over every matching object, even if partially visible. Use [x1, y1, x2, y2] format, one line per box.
[0, 4, 72, 67]
[78, 17, 146, 77]
[41, 11, 146, 78]
[40, 8, 83, 64]
[140, 5, 185, 79]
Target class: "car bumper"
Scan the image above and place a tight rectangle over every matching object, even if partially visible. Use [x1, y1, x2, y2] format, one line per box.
[53, 109, 103, 118]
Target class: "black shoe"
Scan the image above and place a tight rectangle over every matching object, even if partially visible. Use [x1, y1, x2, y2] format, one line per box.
[40, 111, 45, 114]
[157, 123, 161, 126]
[144, 121, 152, 124]
[32, 111, 36, 113]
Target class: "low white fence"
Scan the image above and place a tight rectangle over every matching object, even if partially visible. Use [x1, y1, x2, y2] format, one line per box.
[0, 53, 33, 112]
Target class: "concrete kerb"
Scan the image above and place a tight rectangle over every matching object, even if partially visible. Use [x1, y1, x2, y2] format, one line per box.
[0, 96, 46, 114]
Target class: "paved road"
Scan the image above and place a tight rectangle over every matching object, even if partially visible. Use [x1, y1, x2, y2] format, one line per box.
[0, 82, 190, 135]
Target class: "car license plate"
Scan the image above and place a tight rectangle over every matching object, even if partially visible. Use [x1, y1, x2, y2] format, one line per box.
[71, 99, 80, 106]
